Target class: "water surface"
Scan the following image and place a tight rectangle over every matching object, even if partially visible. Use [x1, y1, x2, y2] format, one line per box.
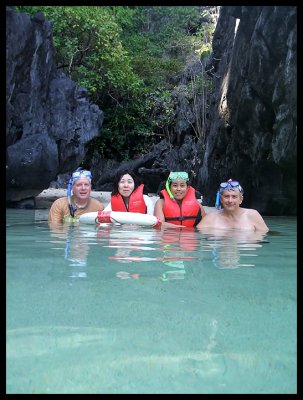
[6, 209, 297, 394]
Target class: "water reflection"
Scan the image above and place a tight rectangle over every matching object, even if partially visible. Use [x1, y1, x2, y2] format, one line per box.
[159, 228, 198, 281]
[200, 229, 268, 270]
[49, 224, 90, 278]
[47, 221, 268, 281]
[6, 211, 296, 394]
[101, 225, 197, 281]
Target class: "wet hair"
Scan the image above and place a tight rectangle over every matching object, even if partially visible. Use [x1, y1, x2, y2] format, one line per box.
[219, 184, 244, 195]
[111, 169, 142, 196]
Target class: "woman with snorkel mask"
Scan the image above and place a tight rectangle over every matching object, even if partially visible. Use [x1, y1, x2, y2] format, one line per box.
[153, 171, 206, 228]
[48, 168, 104, 225]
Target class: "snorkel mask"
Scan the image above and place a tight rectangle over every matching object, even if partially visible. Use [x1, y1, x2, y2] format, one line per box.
[165, 171, 189, 199]
[67, 168, 92, 217]
[219, 179, 243, 193]
[215, 179, 243, 209]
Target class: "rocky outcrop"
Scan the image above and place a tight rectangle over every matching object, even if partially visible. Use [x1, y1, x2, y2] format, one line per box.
[88, 136, 200, 195]
[6, 7, 104, 203]
[6, 6, 296, 215]
[92, 6, 297, 215]
[197, 6, 297, 215]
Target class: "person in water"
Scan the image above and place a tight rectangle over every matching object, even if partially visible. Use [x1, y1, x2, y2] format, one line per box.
[153, 171, 206, 227]
[103, 169, 154, 214]
[196, 179, 269, 232]
[48, 168, 104, 225]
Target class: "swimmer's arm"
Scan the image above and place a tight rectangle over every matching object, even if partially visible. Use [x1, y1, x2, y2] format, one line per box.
[196, 212, 216, 229]
[251, 210, 269, 232]
[199, 203, 207, 218]
[48, 199, 65, 224]
[153, 198, 183, 228]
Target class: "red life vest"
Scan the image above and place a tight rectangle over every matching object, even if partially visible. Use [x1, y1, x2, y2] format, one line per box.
[161, 186, 201, 227]
[111, 184, 147, 213]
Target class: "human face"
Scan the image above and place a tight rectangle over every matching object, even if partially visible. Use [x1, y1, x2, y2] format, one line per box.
[220, 189, 243, 210]
[118, 174, 135, 198]
[170, 179, 189, 200]
[72, 177, 91, 200]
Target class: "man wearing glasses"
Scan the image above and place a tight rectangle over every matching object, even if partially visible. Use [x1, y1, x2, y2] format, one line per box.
[196, 179, 268, 232]
[48, 168, 104, 225]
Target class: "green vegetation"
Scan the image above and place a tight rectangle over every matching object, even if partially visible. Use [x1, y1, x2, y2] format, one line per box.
[15, 6, 219, 161]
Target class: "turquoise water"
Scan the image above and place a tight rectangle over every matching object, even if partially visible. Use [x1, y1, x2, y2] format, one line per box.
[6, 209, 297, 394]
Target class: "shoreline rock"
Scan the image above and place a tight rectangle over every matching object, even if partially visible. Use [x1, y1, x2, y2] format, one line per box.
[35, 188, 215, 213]
[35, 188, 160, 209]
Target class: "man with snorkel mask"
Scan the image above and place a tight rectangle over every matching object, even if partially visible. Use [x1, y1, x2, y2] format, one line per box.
[48, 168, 104, 225]
[154, 171, 206, 228]
[196, 179, 268, 232]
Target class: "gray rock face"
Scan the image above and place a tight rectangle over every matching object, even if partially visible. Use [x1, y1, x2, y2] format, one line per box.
[94, 6, 297, 215]
[6, 7, 103, 202]
[89, 136, 200, 195]
[197, 6, 297, 215]
[6, 6, 296, 216]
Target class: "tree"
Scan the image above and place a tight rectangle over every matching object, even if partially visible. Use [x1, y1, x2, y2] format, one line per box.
[14, 6, 218, 160]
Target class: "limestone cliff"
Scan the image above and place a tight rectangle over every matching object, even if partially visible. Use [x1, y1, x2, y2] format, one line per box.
[6, 6, 296, 215]
[6, 7, 104, 202]
[197, 6, 296, 215]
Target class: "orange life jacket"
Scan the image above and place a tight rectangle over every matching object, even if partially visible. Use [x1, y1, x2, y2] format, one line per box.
[111, 184, 147, 213]
[161, 186, 201, 227]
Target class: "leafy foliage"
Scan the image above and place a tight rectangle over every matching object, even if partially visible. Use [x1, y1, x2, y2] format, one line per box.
[14, 6, 219, 161]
